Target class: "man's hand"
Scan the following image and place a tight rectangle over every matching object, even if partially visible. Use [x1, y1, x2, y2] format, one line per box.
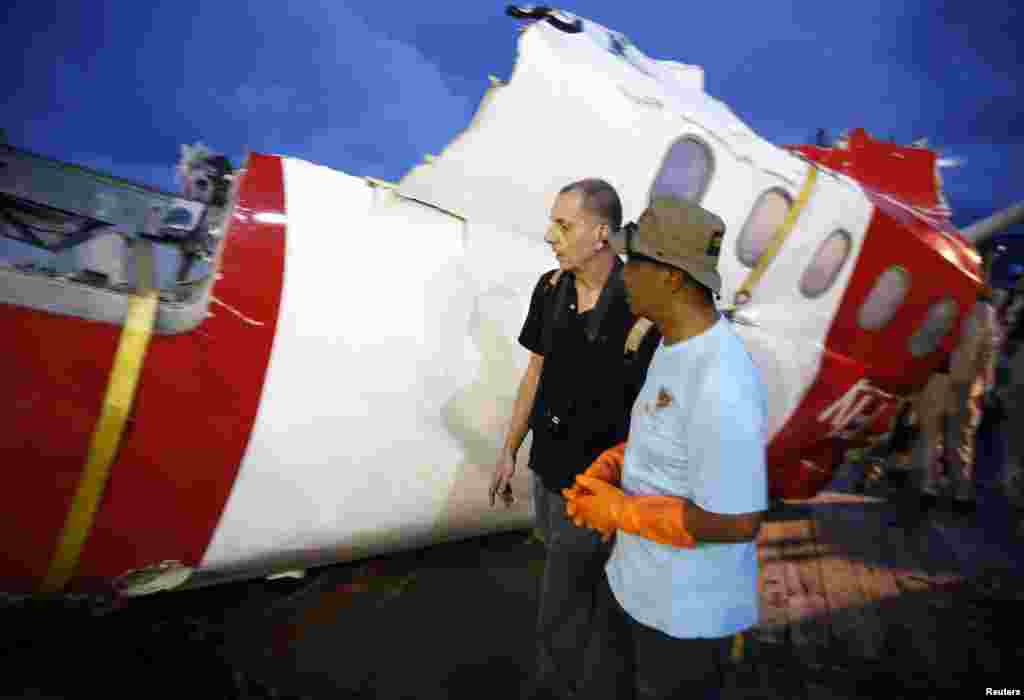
[585, 443, 626, 485]
[563, 475, 625, 539]
[562, 443, 626, 502]
[489, 448, 517, 508]
[565, 475, 697, 548]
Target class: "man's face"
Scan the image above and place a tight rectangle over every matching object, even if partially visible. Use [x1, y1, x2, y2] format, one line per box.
[545, 191, 605, 272]
[622, 209, 669, 315]
[622, 257, 665, 317]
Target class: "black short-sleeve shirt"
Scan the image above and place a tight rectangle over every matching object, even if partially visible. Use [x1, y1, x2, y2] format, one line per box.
[519, 263, 659, 492]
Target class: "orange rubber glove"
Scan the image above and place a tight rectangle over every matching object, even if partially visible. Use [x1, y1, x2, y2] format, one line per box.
[585, 442, 626, 485]
[563, 475, 696, 548]
[562, 442, 626, 502]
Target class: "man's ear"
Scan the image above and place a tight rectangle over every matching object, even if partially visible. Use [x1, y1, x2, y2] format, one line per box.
[666, 267, 686, 292]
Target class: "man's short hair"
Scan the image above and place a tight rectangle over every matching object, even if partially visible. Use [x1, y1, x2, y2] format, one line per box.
[559, 179, 623, 232]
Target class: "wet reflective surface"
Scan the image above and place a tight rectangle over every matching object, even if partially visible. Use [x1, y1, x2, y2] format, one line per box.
[4, 455, 1022, 699]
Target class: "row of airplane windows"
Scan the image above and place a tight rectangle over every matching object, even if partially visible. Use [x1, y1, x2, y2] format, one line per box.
[2, 139, 967, 356]
[651, 136, 958, 358]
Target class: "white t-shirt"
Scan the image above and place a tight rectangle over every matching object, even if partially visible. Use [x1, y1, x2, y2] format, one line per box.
[606, 316, 768, 639]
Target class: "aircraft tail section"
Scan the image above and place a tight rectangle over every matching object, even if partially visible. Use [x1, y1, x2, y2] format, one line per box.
[789, 128, 954, 223]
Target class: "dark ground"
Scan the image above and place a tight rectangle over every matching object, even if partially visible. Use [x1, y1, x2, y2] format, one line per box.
[2, 420, 1022, 699]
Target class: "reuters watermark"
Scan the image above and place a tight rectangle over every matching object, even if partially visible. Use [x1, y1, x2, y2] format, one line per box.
[986, 690, 1021, 697]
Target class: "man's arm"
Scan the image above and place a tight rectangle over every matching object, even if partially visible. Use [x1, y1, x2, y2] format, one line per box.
[503, 352, 544, 457]
[490, 352, 544, 506]
[682, 500, 763, 543]
[686, 368, 768, 543]
[566, 478, 763, 547]
[950, 308, 983, 392]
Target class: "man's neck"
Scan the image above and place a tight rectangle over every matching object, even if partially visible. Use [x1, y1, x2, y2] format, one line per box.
[573, 250, 616, 294]
[655, 298, 719, 346]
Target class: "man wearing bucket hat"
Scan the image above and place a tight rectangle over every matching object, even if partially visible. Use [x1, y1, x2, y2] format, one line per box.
[565, 195, 768, 699]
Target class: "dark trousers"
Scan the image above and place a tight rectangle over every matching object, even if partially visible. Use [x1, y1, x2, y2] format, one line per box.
[529, 473, 609, 699]
[581, 574, 732, 700]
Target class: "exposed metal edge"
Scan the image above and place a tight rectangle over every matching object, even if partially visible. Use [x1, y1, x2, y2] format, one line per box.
[0, 267, 216, 335]
[364, 176, 399, 190]
[0, 171, 241, 335]
[386, 182, 467, 222]
[114, 560, 194, 597]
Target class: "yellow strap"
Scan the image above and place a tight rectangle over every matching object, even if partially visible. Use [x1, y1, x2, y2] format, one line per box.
[134, 237, 156, 295]
[40, 241, 159, 593]
[625, 317, 654, 354]
[731, 631, 745, 663]
[730, 164, 818, 307]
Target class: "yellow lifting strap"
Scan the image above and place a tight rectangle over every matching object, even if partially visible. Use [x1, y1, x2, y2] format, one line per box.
[40, 240, 159, 593]
[731, 631, 745, 663]
[730, 164, 818, 309]
[625, 317, 654, 354]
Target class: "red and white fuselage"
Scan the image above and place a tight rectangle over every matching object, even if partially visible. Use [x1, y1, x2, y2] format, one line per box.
[0, 9, 982, 594]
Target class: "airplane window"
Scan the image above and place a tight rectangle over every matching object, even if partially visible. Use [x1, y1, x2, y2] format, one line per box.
[907, 298, 958, 357]
[649, 137, 712, 204]
[736, 189, 792, 268]
[799, 230, 851, 298]
[857, 266, 910, 331]
[163, 207, 195, 229]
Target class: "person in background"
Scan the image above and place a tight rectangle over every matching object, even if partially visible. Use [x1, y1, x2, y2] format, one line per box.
[944, 285, 999, 515]
[909, 365, 953, 516]
[998, 277, 1024, 518]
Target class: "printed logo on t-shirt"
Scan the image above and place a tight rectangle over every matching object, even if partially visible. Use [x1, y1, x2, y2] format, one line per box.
[656, 387, 674, 408]
[635, 388, 674, 417]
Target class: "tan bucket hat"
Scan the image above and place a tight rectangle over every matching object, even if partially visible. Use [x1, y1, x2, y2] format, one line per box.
[609, 195, 726, 295]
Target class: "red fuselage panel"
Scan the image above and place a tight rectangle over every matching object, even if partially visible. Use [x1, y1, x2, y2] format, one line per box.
[0, 154, 287, 592]
[764, 191, 981, 499]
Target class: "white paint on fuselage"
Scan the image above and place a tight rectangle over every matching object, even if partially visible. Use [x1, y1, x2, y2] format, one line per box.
[721, 166, 874, 439]
[202, 9, 880, 575]
[399, 14, 875, 442]
[201, 160, 539, 574]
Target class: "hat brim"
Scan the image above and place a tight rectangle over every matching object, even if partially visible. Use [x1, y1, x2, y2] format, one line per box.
[609, 227, 722, 295]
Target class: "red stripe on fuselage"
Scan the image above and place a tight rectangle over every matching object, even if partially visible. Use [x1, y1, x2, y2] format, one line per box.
[0, 154, 286, 592]
[829, 194, 981, 392]
[765, 199, 981, 499]
[0, 312, 119, 589]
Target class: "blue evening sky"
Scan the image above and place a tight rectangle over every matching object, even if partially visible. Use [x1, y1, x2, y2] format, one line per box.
[4, 1, 1020, 231]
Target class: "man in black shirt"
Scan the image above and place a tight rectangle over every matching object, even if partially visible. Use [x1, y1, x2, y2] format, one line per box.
[489, 179, 657, 700]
